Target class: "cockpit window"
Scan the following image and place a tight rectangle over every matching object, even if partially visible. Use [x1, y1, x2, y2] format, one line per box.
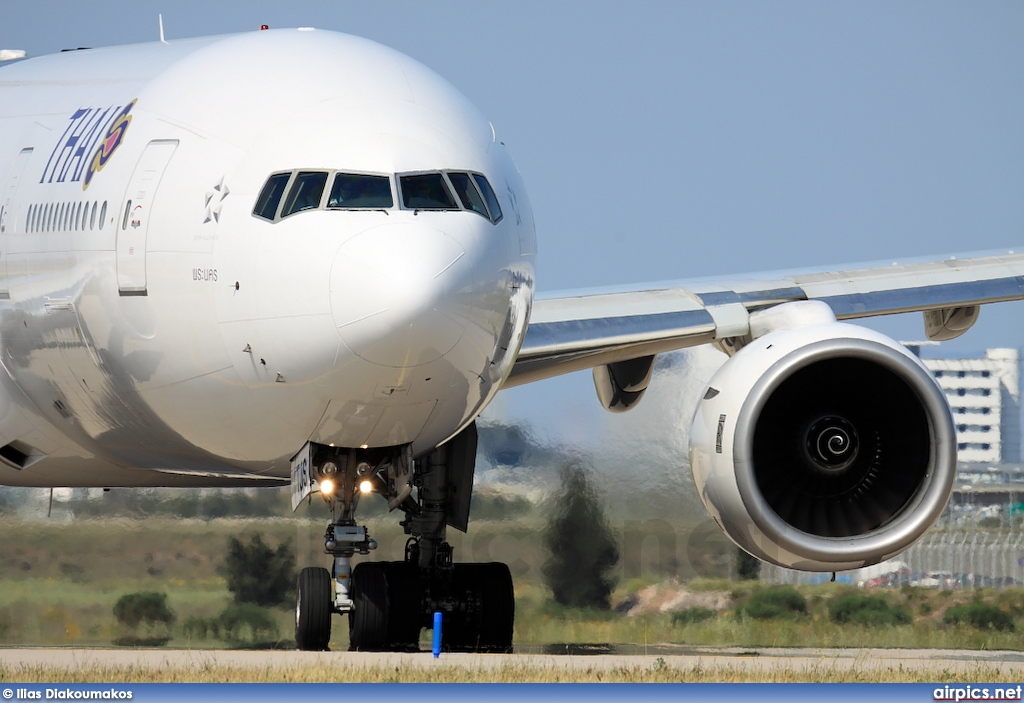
[252, 169, 502, 224]
[328, 174, 394, 209]
[472, 174, 503, 223]
[253, 172, 292, 220]
[400, 173, 458, 210]
[281, 171, 328, 217]
[447, 172, 489, 219]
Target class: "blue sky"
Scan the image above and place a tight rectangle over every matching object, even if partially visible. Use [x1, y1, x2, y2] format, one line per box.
[4, 1, 1024, 439]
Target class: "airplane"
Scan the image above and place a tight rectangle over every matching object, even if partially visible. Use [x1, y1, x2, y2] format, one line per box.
[1, 26, 1023, 652]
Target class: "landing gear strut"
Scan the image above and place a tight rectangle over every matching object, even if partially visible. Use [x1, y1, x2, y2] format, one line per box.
[293, 423, 514, 652]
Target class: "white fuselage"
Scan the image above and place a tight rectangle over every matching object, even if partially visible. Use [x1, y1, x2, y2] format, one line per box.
[0, 29, 536, 486]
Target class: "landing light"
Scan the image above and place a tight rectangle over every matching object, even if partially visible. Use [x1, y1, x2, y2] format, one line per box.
[359, 480, 373, 494]
[319, 479, 335, 495]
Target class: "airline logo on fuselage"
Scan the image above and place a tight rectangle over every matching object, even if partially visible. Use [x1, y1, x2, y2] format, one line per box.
[39, 99, 137, 190]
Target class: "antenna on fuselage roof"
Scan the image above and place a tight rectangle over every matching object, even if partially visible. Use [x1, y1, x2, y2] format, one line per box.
[158, 14, 169, 44]
[0, 49, 27, 62]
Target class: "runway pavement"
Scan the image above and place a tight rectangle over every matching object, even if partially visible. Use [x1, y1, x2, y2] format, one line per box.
[3, 645, 1024, 678]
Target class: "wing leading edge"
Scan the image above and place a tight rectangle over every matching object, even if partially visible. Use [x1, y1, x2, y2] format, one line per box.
[507, 250, 1024, 387]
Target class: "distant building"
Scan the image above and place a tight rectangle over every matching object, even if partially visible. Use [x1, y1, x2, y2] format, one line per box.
[905, 346, 1021, 465]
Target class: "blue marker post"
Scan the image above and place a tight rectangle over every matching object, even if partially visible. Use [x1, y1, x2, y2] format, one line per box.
[432, 611, 443, 658]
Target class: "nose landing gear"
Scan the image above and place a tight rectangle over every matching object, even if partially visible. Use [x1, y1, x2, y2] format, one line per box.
[292, 423, 515, 652]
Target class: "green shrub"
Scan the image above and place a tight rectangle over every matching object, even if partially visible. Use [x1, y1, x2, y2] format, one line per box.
[225, 534, 295, 607]
[829, 591, 911, 626]
[112, 591, 175, 647]
[671, 607, 717, 625]
[182, 615, 221, 640]
[900, 586, 926, 601]
[195, 615, 221, 639]
[943, 602, 1015, 631]
[740, 586, 806, 620]
[217, 603, 279, 645]
[113, 592, 175, 630]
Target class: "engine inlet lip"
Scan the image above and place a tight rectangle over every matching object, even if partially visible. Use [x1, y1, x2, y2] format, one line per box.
[732, 331, 956, 567]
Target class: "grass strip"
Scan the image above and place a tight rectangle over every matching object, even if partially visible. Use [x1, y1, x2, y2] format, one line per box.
[0, 659, 1018, 683]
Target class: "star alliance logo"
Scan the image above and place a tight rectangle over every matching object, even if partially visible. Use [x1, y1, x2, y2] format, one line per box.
[204, 177, 229, 223]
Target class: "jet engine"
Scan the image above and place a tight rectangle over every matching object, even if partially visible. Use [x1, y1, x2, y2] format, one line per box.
[689, 304, 956, 572]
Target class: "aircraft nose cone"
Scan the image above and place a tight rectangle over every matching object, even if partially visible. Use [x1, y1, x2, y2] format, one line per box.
[331, 222, 469, 367]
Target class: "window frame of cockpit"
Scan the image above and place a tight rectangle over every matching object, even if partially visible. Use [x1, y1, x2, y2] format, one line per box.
[447, 171, 503, 224]
[252, 171, 294, 222]
[252, 168, 505, 224]
[397, 171, 461, 212]
[326, 172, 396, 210]
[471, 173, 503, 224]
[252, 170, 398, 223]
[446, 171, 489, 220]
[279, 170, 331, 218]
[397, 170, 504, 224]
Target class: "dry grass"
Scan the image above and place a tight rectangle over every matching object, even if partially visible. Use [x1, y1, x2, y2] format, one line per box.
[0, 659, 1017, 683]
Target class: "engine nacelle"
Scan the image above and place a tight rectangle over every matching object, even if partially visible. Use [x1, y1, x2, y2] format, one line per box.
[689, 321, 956, 572]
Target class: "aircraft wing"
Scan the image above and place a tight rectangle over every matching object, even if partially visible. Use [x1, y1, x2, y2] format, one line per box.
[507, 249, 1024, 387]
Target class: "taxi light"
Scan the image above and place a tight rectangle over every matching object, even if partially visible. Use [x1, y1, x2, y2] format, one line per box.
[319, 479, 335, 495]
[359, 480, 373, 494]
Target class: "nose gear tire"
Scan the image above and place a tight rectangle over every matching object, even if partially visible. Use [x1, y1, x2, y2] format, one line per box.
[295, 566, 332, 651]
